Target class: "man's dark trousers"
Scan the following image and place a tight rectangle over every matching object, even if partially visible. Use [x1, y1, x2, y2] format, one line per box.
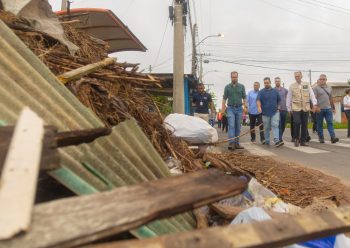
[249, 113, 265, 142]
[218, 120, 222, 128]
[292, 111, 309, 143]
[279, 110, 288, 141]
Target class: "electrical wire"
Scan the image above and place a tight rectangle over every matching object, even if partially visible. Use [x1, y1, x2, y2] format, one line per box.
[152, 18, 170, 69]
[307, 0, 350, 12]
[205, 57, 350, 74]
[292, 0, 350, 17]
[206, 55, 350, 63]
[259, 0, 350, 31]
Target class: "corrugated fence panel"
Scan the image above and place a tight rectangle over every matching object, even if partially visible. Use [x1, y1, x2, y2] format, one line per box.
[0, 20, 195, 237]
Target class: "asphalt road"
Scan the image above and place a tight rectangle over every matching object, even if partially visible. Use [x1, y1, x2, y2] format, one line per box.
[215, 125, 350, 186]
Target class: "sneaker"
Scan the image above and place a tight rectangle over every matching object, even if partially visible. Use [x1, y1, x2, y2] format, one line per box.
[331, 137, 339, 144]
[235, 144, 244, 149]
[228, 144, 235, 150]
[319, 138, 325, 143]
[274, 141, 284, 148]
[261, 139, 266, 145]
[300, 142, 309, 147]
[294, 139, 299, 147]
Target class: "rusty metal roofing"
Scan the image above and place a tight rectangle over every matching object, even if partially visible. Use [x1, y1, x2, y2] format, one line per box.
[56, 8, 147, 53]
[0, 20, 195, 237]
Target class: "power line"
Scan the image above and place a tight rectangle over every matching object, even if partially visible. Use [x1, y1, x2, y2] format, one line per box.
[151, 53, 192, 71]
[202, 41, 350, 48]
[207, 56, 350, 63]
[259, 0, 350, 32]
[292, 0, 350, 17]
[308, 0, 350, 12]
[152, 17, 170, 68]
[205, 57, 350, 74]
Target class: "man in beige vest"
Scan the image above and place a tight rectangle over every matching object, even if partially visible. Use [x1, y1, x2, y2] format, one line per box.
[286, 71, 317, 147]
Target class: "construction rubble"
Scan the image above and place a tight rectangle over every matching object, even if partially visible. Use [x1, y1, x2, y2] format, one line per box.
[0, 3, 350, 248]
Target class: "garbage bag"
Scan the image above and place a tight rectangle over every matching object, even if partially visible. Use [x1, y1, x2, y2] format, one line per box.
[164, 113, 218, 144]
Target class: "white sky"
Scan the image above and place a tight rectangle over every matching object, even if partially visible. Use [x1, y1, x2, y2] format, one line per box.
[49, 0, 350, 107]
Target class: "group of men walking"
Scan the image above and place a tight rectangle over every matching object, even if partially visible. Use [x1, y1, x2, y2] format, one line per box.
[192, 70, 340, 150]
[220, 71, 339, 150]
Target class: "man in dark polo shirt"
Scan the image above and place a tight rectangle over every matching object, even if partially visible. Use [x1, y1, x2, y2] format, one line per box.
[221, 71, 247, 150]
[257, 77, 283, 147]
[192, 83, 214, 122]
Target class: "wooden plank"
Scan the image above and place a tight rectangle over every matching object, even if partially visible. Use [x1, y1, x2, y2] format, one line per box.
[193, 208, 209, 229]
[1, 126, 110, 173]
[0, 126, 12, 171]
[57, 58, 116, 84]
[0, 169, 247, 248]
[55, 127, 112, 147]
[209, 203, 243, 220]
[90, 205, 350, 248]
[0, 108, 44, 240]
[0, 126, 60, 174]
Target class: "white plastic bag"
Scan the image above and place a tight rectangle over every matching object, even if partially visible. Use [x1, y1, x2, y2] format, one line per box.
[164, 113, 218, 143]
[231, 207, 350, 248]
[230, 207, 271, 224]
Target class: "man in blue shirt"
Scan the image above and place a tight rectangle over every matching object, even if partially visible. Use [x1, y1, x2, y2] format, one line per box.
[257, 77, 283, 147]
[192, 83, 214, 122]
[247, 82, 265, 143]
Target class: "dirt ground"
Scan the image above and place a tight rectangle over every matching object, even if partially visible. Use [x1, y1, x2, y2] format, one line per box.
[213, 152, 350, 208]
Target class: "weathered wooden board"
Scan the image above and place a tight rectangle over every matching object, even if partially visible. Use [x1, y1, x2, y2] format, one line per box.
[0, 126, 59, 173]
[58, 58, 116, 84]
[0, 108, 44, 239]
[1, 126, 111, 174]
[209, 203, 243, 220]
[0, 169, 247, 248]
[91, 205, 350, 248]
[55, 127, 111, 147]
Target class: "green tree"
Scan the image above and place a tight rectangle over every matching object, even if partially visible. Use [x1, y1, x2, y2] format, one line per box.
[151, 95, 172, 116]
[208, 90, 217, 110]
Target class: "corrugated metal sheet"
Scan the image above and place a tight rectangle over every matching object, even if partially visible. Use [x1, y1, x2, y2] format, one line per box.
[0, 20, 195, 237]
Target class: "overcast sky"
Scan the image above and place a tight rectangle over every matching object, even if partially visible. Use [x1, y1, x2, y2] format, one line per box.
[49, 0, 350, 108]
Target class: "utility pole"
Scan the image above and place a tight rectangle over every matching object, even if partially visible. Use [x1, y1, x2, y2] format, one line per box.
[199, 53, 203, 83]
[191, 24, 197, 76]
[204, 83, 214, 92]
[172, 0, 185, 114]
[309, 69, 312, 85]
[198, 53, 210, 84]
[61, 0, 68, 11]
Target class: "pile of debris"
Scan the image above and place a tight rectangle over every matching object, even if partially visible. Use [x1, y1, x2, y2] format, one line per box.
[0, 9, 198, 171]
[213, 152, 350, 208]
[1, 3, 350, 247]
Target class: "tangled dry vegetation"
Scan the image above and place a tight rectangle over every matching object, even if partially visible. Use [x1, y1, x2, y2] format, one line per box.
[0, 10, 198, 170]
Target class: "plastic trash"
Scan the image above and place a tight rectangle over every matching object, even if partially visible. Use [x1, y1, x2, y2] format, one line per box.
[231, 207, 350, 248]
[230, 207, 271, 224]
[164, 113, 218, 143]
